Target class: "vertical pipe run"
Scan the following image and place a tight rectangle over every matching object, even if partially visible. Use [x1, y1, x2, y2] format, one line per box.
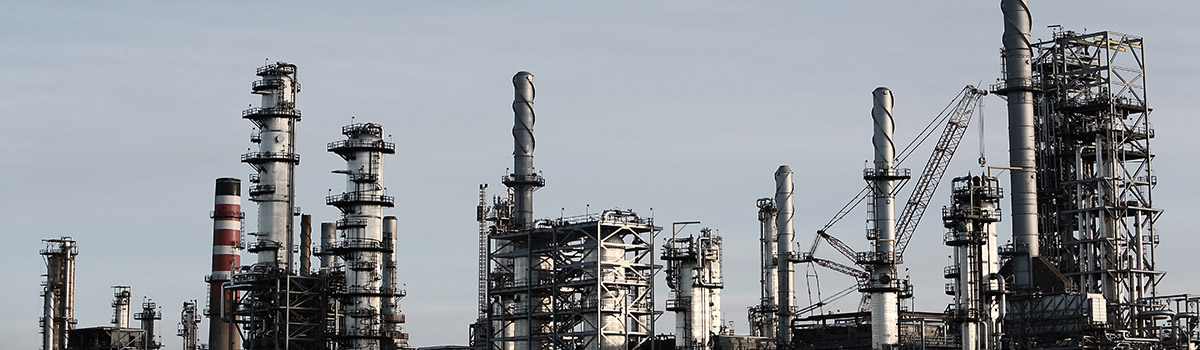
[775, 166, 795, 346]
[209, 178, 241, 350]
[1000, 0, 1038, 289]
[870, 87, 900, 348]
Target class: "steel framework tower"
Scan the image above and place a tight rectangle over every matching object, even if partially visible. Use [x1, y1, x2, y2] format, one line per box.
[943, 175, 1004, 350]
[134, 299, 163, 350]
[748, 198, 778, 339]
[1031, 28, 1160, 336]
[664, 227, 725, 350]
[41, 237, 77, 350]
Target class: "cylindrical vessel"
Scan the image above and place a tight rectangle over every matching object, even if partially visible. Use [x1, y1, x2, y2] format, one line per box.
[320, 222, 337, 269]
[111, 286, 131, 328]
[511, 71, 536, 229]
[757, 198, 778, 338]
[869, 87, 900, 348]
[1000, 0, 1038, 289]
[209, 178, 242, 350]
[774, 165, 795, 345]
[244, 63, 300, 271]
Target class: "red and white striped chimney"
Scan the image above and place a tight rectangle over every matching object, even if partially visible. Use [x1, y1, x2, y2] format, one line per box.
[209, 178, 242, 350]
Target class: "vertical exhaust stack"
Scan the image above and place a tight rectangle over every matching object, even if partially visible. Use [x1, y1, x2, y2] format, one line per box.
[327, 122, 398, 349]
[299, 214, 312, 275]
[111, 286, 131, 328]
[1000, 0, 1038, 289]
[41, 237, 77, 350]
[242, 62, 301, 271]
[208, 178, 242, 350]
[865, 87, 907, 349]
[504, 71, 545, 229]
[774, 165, 795, 346]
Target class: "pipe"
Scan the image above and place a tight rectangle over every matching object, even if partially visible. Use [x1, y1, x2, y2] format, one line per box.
[300, 214, 311, 275]
[209, 178, 241, 350]
[870, 87, 900, 348]
[775, 165, 795, 346]
[1000, 0, 1038, 289]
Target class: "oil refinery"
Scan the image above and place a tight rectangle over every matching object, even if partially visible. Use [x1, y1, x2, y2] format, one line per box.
[27, 1, 1200, 350]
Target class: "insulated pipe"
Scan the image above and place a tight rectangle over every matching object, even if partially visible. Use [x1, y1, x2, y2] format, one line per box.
[1001, 0, 1038, 289]
[870, 87, 900, 348]
[509, 71, 540, 229]
[774, 165, 795, 346]
[319, 223, 337, 269]
[209, 178, 241, 350]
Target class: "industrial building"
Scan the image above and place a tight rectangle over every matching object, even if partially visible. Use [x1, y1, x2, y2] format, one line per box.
[34, 1, 1200, 350]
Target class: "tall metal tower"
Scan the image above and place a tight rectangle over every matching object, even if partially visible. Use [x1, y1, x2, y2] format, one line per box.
[774, 165, 796, 347]
[243, 61, 301, 271]
[664, 227, 725, 350]
[748, 198, 778, 339]
[1031, 28, 1159, 334]
[178, 300, 201, 350]
[485, 72, 658, 350]
[112, 286, 132, 328]
[943, 175, 1004, 350]
[326, 122, 406, 349]
[134, 299, 163, 350]
[40, 237, 77, 350]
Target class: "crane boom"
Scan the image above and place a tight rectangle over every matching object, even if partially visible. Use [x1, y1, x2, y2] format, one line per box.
[894, 86, 987, 256]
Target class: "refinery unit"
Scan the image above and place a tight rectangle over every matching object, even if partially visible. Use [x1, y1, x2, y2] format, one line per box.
[35, 1, 1200, 350]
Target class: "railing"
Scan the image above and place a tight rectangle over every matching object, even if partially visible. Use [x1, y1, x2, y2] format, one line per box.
[248, 184, 275, 195]
[342, 123, 384, 136]
[256, 64, 296, 76]
[855, 251, 898, 265]
[326, 191, 395, 207]
[327, 139, 396, 153]
[863, 168, 912, 179]
[944, 265, 960, 278]
[501, 173, 546, 187]
[242, 106, 300, 118]
[321, 238, 391, 253]
[336, 218, 369, 228]
[240, 152, 299, 163]
[251, 79, 282, 90]
[945, 283, 957, 295]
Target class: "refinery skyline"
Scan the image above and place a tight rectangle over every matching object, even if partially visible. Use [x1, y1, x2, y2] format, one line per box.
[3, 2, 1199, 349]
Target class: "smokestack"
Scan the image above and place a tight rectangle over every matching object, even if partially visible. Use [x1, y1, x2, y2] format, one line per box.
[868, 87, 902, 348]
[319, 223, 337, 269]
[504, 71, 544, 229]
[300, 214, 311, 275]
[209, 178, 242, 350]
[774, 165, 795, 345]
[1000, 0, 1038, 290]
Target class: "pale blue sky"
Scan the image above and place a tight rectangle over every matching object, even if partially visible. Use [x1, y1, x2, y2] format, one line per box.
[2, 2, 1197, 348]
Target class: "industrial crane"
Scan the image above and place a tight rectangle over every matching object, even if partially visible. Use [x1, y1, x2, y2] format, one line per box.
[797, 85, 988, 308]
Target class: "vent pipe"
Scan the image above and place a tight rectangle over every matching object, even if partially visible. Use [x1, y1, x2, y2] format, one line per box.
[774, 165, 795, 346]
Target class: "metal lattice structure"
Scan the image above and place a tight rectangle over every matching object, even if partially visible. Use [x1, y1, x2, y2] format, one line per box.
[942, 175, 1004, 350]
[487, 210, 659, 350]
[1031, 29, 1161, 334]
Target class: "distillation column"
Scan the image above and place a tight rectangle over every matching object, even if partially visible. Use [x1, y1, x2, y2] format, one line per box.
[41, 237, 77, 350]
[944, 175, 1004, 350]
[179, 301, 201, 350]
[664, 228, 725, 350]
[749, 198, 779, 338]
[242, 62, 301, 271]
[775, 166, 796, 346]
[319, 222, 338, 270]
[999, 0, 1038, 290]
[327, 122, 398, 349]
[208, 178, 242, 350]
[135, 299, 162, 350]
[863, 87, 908, 349]
[112, 286, 132, 328]
[499, 71, 547, 350]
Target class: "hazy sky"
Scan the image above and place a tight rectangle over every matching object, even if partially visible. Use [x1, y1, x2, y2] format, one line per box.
[3, 2, 1198, 349]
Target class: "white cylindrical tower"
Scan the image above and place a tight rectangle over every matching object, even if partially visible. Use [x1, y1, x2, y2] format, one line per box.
[111, 286, 131, 328]
[865, 87, 907, 349]
[327, 122, 397, 350]
[242, 62, 301, 271]
[774, 165, 795, 345]
[208, 178, 242, 350]
[665, 228, 725, 350]
[1000, 0, 1038, 290]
